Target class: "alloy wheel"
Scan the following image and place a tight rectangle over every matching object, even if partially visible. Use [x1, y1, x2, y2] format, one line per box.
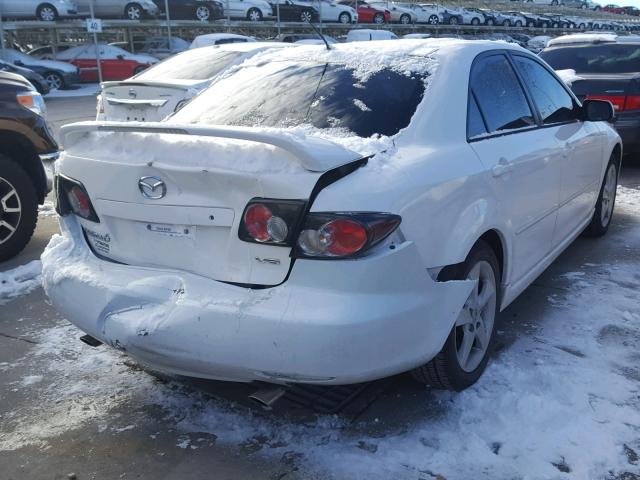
[0, 177, 22, 245]
[248, 8, 262, 21]
[196, 6, 210, 21]
[45, 73, 63, 90]
[600, 163, 617, 227]
[449, 17, 458, 25]
[301, 10, 312, 22]
[428, 15, 438, 24]
[400, 14, 411, 24]
[339, 12, 350, 23]
[374, 13, 385, 24]
[40, 7, 56, 21]
[454, 261, 497, 373]
[126, 5, 142, 20]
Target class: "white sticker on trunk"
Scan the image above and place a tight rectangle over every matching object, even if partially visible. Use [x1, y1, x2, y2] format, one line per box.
[143, 222, 195, 238]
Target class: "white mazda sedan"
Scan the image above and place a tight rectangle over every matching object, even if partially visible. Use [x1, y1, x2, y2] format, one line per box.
[43, 40, 621, 391]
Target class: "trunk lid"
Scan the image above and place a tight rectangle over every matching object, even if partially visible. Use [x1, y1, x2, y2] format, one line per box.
[101, 82, 197, 122]
[60, 122, 363, 285]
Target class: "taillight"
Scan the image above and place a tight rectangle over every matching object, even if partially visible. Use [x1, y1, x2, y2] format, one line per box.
[296, 213, 401, 258]
[56, 175, 100, 223]
[239, 199, 306, 246]
[624, 95, 640, 111]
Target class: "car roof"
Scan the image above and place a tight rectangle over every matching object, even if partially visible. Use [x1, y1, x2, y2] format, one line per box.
[547, 33, 640, 47]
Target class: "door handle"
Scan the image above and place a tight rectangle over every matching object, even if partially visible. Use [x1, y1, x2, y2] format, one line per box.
[492, 158, 513, 177]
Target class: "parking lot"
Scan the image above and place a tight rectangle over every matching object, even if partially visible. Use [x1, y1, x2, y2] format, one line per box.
[1, 94, 640, 479]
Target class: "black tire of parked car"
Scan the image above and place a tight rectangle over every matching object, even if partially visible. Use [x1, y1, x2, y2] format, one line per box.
[195, 5, 212, 21]
[485, 18, 494, 25]
[411, 240, 501, 391]
[527, 20, 535, 27]
[400, 13, 411, 24]
[552, 22, 559, 28]
[583, 155, 619, 237]
[36, 3, 58, 21]
[0, 155, 38, 262]
[471, 17, 480, 25]
[551, 0, 559, 5]
[43, 71, 64, 91]
[448, 16, 459, 25]
[338, 12, 351, 23]
[428, 14, 439, 24]
[541, 21, 549, 28]
[373, 12, 385, 24]
[515, 20, 523, 27]
[124, 3, 144, 20]
[247, 7, 263, 21]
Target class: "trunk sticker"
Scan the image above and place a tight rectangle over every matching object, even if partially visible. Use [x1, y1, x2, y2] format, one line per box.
[143, 222, 195, 238]
[85, 228, 111, 256]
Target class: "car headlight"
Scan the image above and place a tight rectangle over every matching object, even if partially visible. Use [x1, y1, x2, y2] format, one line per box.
[17, 91, 46, 117]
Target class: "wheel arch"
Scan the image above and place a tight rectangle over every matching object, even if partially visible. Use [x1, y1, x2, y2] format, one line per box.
[0, 130, 47, 204]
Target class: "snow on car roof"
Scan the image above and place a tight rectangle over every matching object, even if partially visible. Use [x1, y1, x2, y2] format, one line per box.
[547, 33, 619, 46]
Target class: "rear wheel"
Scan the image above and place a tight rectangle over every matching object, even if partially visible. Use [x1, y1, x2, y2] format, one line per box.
[373, 12, 385, 24]
[195, 5, 211, 21]
[583, 158, 618, 237]
[338, 12, 351, 23]
[502, 19, 511, 27]
[411, 240, 500, 391]
[448, 16, 459, 25]
[551, 0, 559, 5]
[527, 20, 535, 27]
[515, 20, 523, 27]
[300, 10, 313, 22]
[247, 7, 263, 21]
[124, 3, 143, 20]
[541, 21, 548, 28]
[428, 14, 439, 24]
[0, 155, 38, 262]
[400, 13, 411, 24]
[471, 17, 480, 25]
[36, 3, 58, 21]
[485, 18, 494, 25]
[44, 71, 64, 90]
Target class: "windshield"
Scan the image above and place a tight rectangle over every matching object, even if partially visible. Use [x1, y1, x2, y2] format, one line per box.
[135, 50, 244, 81]
[541, 44, 640, 74]
[172, 61, 427, 138]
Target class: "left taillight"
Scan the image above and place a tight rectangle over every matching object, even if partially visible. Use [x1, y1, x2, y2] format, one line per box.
[55, 175, 100, 223]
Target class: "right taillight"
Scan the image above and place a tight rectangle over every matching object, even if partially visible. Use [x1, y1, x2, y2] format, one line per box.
[295, 213, 401, 259]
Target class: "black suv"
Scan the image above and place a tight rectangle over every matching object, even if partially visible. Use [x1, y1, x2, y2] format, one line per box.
[540, 38, 640, 155]
[0, 71, 58, 261]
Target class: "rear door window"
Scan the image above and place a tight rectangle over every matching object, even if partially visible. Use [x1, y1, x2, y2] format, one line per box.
[470, 54, 535, 135]
[540, 44, 640, 74]
[513, 55, 578, 124]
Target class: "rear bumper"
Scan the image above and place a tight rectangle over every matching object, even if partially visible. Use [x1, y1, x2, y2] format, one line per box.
[615, 114, 640, 154]
[42, 216, 473, 385]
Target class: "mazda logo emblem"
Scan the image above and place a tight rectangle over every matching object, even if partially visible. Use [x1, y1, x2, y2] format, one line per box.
[128, 88, 137, 99]
[138, 176, 166, 199]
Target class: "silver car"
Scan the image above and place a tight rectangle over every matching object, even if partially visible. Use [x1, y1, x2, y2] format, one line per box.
[74, 0, 160, 19]
[0, 0, 78, 21]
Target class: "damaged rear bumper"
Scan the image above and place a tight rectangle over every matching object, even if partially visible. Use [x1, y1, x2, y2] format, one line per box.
[42, 217, 473, 385]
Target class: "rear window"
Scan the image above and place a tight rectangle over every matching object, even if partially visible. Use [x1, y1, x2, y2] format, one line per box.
[540, 44, 640, 74]
[172, 61, 427, 138]
[134, 50, 244, 82]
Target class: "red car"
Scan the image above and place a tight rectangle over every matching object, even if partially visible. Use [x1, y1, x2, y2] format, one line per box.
[53, 44, 158, 82]
[338, 0, 389, 23]
[602, 4, 626, 14]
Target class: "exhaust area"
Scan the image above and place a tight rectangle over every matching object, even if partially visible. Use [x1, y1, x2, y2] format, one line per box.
[249, 385, 287, 410]
[79, 334, 103, 347]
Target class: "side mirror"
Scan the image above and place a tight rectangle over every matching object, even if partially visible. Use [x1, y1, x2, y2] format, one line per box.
[583, 99, 615, 123]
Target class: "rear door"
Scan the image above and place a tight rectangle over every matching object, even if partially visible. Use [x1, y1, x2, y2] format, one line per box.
[512, 54, 604, 247]
[468, 52, 563, 284]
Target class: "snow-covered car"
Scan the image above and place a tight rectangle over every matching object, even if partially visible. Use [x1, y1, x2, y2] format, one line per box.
[190, 33, 256, 49]
[0, 0, 78, 21]
[54, 44, 159, 82]
[44, 39, 621, 391]
[369, 2, 416, 24]
[223, 0, 274, 20]
[346, 29, 398, 41]
[97, 42, 289, 122]
[294, 0, 358, 23]
[502, 11, 528, 27]
[396, 3, 440, 24]
[75, 0, 160, 19]
[0, 49, 81, 90]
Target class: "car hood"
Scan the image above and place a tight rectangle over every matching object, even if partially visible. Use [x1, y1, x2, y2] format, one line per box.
[32, 58, 78, 73]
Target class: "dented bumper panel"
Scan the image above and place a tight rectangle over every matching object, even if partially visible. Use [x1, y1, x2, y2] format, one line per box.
[42, 217, 474, 385]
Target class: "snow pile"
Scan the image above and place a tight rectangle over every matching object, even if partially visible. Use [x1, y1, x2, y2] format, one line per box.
[0, 260, 42, 305]
[555, 69, 584, 86]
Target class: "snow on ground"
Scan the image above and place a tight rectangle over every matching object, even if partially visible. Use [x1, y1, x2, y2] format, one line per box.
[0, 260, 42, 306]
[1, 187, 640, 479]
[38, 199, 57, 218]
[45, 84, 99, 99]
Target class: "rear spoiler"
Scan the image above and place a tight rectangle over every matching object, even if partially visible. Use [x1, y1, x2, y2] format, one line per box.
[60, 121, 363, 173]
[100, 81, 191, 91]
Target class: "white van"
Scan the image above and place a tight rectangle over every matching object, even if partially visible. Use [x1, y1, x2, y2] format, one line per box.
[346, 29, 398, 42]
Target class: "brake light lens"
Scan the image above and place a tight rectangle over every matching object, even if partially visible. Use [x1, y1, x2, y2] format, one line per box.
[56, 175, 100, 223]
[239, 199, 306, 245]
[296, 213, 401, 258]
[625, 95, 640, 111]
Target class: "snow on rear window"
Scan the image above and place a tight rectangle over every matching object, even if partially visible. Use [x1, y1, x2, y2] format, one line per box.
[134, 50, 244, 82]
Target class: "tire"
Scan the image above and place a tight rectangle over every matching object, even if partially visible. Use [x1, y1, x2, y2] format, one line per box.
[195, 5, 211, 21]
[44, 71, 64, 90]
[486, 18, 494, 25]
[247, 7, 263, 21]
[527, 21, 535, 27]
[338, 12, 351, 23]
[448, 16, 459, 25]
[515, 20, 523, 27]
[36, 3, 58, 21]
[428, 14, 439, 24]
[583, 157, 619, 237]
[502, 19, 511, 27]
[124, 3, 143, 20]
[411, 240, 500, 391]
[553, 22, 559, 28]
[551, 0, 559, 5]
[400, 13, 411, 24]
[471, 17, 480, 25]
[0, 155, 38, 262]
[373, 12, 385, 24]
[300, 10, 313, 22]
[541, 21, 548, 28]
